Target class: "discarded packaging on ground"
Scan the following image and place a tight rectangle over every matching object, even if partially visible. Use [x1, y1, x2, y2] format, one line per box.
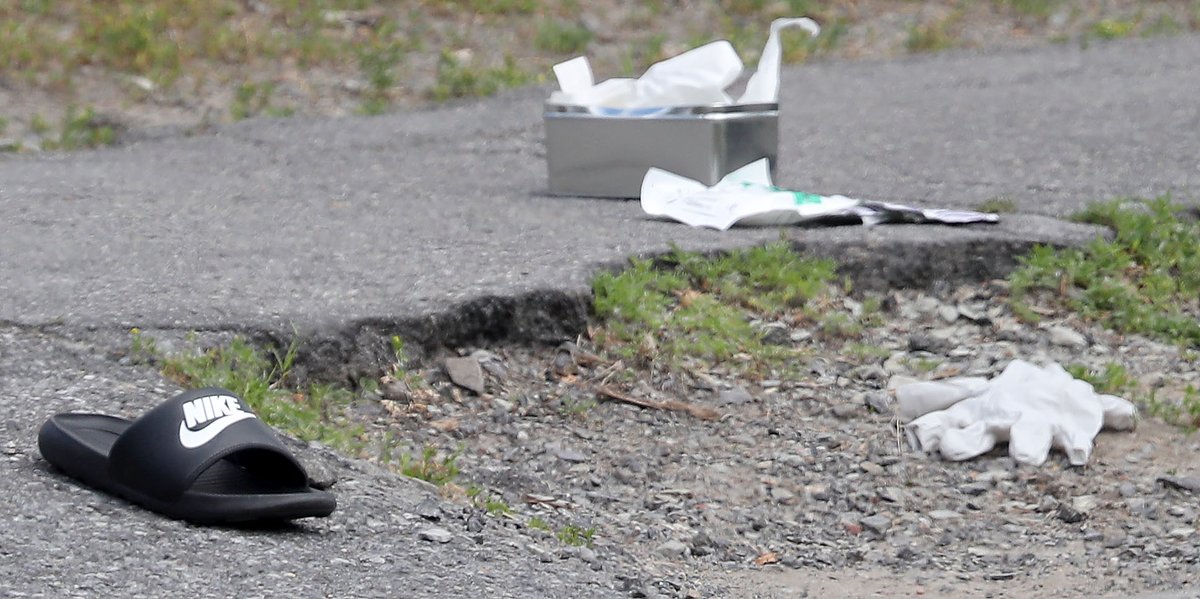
[640, 158, 1000, 230]
[899, 360, 1138, 467]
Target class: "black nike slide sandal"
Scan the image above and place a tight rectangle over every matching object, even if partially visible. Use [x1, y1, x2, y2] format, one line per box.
[37, 387, 336, 524]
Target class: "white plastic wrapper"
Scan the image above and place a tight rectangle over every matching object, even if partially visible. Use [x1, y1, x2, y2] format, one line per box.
[640, 158, 1000, 230]
[549, 18, 821, 114]
[900, 360, 1138, 467]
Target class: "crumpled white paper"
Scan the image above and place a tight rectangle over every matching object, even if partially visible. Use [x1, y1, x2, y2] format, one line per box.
[640, 158, 1000, 230]
[900, 360, 1138, 466]
[549, 17, 821, 114]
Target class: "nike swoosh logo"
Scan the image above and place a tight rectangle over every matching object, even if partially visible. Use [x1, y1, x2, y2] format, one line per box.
[178, 412, 256, 449]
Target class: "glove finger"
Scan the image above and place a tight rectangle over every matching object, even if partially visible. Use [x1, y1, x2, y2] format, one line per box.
[907, 403, 984, 453]
[905, 413, 947, 453]
[1052, 428, 1094, 466]
[1099, 394, 1138, 431]
[938, 421, 997, 461]
[1009, 417, 1053, 466]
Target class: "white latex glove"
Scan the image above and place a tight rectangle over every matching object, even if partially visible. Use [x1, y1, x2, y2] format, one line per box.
[903, 360, 1137, 466]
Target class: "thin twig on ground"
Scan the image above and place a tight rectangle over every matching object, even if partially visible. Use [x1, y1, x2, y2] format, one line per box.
[594, 385, 721, 420]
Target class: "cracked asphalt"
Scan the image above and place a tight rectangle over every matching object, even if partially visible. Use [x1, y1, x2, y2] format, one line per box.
[0, 34, 1197, 597]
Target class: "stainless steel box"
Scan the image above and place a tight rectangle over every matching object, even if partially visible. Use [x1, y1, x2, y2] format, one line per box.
[544, 103, 779, 198]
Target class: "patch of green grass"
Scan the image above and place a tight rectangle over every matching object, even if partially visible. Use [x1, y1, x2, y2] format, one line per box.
[997, 0, 1063, 21]
[560, 396, 599, 416]
[429, 51, 531, 101]
[139, 333, 433, 464]
[384, 334, 430, 392]
[905, 14, 960, 53]
[40, 106, 116, 151]
[816, 312, 862, 340]
[907, 357, 943, 375]
[467, 485, 513, 516]
[1089, 18, 1137, 40]
[152, 333, 368, 452]
[1009, 197, 1200, 348]
[356, 19, 411, 115]
[535, 20, 593, 54]
[1142, 385, 1200, 430]
[528, 516, 551, 531]
[843, 342, 891, 362]
[29, 114, 50, 135]
[1142, 14, 1184, 37]
[858, 296, 885, 327]
[556, 524, 596, 547]
[592, 243, 841, 369]
[467, 0, 539, 15]
[78, 3, 182, 84]
[978, 197, 1018, 214]
[1065, 362, 1136, 395]
[400, 445, 461, 486]
[231, 82, 294, 121]
[0, 116, 17, 152]
[722, 0, 770, 16]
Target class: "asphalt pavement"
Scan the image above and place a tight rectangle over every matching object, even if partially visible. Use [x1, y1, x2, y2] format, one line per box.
[0, 33, 1198, 597]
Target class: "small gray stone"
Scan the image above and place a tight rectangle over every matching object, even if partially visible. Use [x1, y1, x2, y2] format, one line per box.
[1119, 482, 1138, 498]
[418, 527, 453, 543]
[556, 448, 589, 463]
[878, 487, 904, 504]
[415, 497, 442, 521]
[957, 303, 990, 324]
[760, 322, 791, 345]
[960, 483, 990, 497]
[1103, 529, 1127, 549]
[1168, 505, 1195, 519]
[770, 487, 796, 504]
[831, 403, 859, 418]
[1158, 475, 1200, 493]
[717, 388, 753, 405]
[656, 540, 690, 559]
[444, 356, 485, 394]
[938, 305, 960, 323]
[1056, 505, 1086, 524]
[861, 514, 892, 534]
[1126, 497, 1156, 518]
[465, 514, 485, 533]
[1049, 326, 1088, 348]
[1037, 495, 1060, 513]
[908, 332, 951, 354]
[883, 353, 910, 375]
[863, 391, 894, 414]
[807, 484, 831, 501]
[1073, 495, 1099, 513]
[928, 510, 962, 521]
[1168, 528, 1196, 539]
[849, 364, 889, 383]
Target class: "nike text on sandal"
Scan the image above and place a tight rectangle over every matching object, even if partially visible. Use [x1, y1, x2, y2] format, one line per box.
[37, 387, 337, 524]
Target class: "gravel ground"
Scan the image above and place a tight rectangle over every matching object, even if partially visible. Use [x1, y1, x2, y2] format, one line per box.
[7, 273, 1199, 597]
[336, 278, 1200, 598]
[0, 326, 621, 598]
